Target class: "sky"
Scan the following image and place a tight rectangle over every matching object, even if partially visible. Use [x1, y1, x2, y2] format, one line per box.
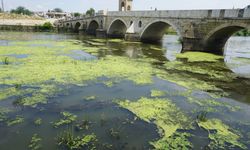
[2, 0, 250, 12]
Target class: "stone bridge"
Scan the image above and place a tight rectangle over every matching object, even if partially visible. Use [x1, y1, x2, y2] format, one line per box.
[58, 9, 250, 55]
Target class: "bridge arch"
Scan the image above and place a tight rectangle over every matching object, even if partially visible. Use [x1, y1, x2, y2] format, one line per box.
[203, 23, 249, 55]
[107, 18, 128, 38]
[74, 22, 81, 33]
[140, 20, 181, 43]
[87, 20, 99, 35]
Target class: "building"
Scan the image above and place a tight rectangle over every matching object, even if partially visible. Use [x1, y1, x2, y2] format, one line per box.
[35, 11, 72, 19]
[119, 0, 132, 11]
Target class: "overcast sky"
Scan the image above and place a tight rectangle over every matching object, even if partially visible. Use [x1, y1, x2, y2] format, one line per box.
[2, 0, 250, 12]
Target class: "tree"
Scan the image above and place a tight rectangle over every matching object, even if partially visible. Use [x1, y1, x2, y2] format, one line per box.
[74, 12, 81, 17]
[0, 8, 2, 13]
[53, 8, 63, 13]
[10, 6, 33, 16]
[86, 8, 95, 16]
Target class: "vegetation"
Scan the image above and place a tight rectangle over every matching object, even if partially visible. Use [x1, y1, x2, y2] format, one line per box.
[7, 116, 24, 126]
[56, 129, 97, 150]
[53, 112, 77, 128]
[10, 6, 33, 16]
[53, 8, 63, 13]
[0, 13, 43, 20]
[2, 57, 10, 65]
[86, 8, 95, 16]
[198, 119, 246, 149]
[150, 90, 166, 97]
[84, 96, 96, 101]
[34, 118, 42, 126]
[235, 29, 250, 36]
[74, 12, 81, 17]
[38, 22, 54, 31]
[165, 27, 177, 35]
[28, 134, 42, 150]
[117, 97, 191, 149]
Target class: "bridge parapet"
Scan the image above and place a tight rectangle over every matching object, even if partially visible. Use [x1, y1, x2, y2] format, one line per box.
[107, 9, 250, 19]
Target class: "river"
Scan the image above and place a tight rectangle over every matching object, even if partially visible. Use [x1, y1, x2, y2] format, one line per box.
[0, 31, 249, 149]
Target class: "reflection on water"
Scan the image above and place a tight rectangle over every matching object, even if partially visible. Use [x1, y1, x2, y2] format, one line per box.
[162, 35, 182, 61]
[0, 32, 250, 149]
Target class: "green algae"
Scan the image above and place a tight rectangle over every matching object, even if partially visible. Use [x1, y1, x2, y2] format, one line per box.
[107, 39, 124, 43]
[7, 115, 24, 126]
[29, 134, 42, 150]
[117, 97, 192, 149]
[198, 119, 247, 149]
[176, 52, 223, 62]
[187, 97, 240, 112]
[56, 130, 97, 150]
[0, 40, 158, 106]
[53, 112, 77, 128]
[150, 90, 166, 97]
[84, 96, 96, 101]
[152, 132, 193, 150]
[34, 118, 42, 126]
[0, 107, 10, 122]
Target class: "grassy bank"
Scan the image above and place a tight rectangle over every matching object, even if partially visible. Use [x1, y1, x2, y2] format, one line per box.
[0, 13, 44, 20]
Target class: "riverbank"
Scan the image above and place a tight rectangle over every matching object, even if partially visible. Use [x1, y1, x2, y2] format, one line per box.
[0, 13, 57, 32]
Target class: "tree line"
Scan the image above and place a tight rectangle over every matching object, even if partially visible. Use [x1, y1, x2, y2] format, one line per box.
[1, 6, 95, 17]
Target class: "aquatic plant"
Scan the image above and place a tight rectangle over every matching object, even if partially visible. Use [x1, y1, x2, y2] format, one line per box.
[56, 129, 97, 150]
[53, 112, 77, 128]
[28, 134, 42, 150]
[84, 96, 96, 101]
[187, 97, 240, 112]
[75, 119, 91, 131]
[108, 128, 121, 140]
[196, 111, 208, 122]
[117, 97, 192, 149]
[176, 52, 223, 62]
[34, 118, 42, 126]
[2, 57, 10, 65]
[150, 90, 166, 97]
[198, 119, 246, 149]
[0, 107, 10, 122]
[153, 132, 192, 150]
[7, 115, 24, 126]
[14, 83, 22, 90]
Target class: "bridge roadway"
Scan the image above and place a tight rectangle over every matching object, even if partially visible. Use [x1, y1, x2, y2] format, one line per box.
[57, 9, 250, 55]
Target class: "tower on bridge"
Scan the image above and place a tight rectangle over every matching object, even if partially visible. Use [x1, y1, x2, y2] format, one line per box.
[119, 0, 132, 11]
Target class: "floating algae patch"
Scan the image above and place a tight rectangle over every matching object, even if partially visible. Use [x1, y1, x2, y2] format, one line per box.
[176, 52, 223, 62]
[7, 115, 24, 126]
[198, 119, 247, 149]
[84, 96, 96, 101]
[28, 134, 42, 150]
[56, 130, 97, 150]
[187, 97, 241, 112]
[164, 61, 236, 82]
[53, 112, 77, 128]
[153, 132, 193, 150]
[116, 97, 192, 149]
[0, 107, 11, 122]
[150, 90, 166, 97]
[0, 40, 161, 106]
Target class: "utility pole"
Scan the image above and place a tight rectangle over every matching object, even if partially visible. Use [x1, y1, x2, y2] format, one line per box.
[1, 0, 4, 12]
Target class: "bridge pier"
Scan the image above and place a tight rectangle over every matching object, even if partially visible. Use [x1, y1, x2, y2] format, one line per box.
[96, 29, 107, 38]
[125, 33, 140, 42]
[182, 37, 204, 52]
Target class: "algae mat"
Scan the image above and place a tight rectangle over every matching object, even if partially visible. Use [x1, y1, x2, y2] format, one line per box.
[0, 32, 250, 149]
